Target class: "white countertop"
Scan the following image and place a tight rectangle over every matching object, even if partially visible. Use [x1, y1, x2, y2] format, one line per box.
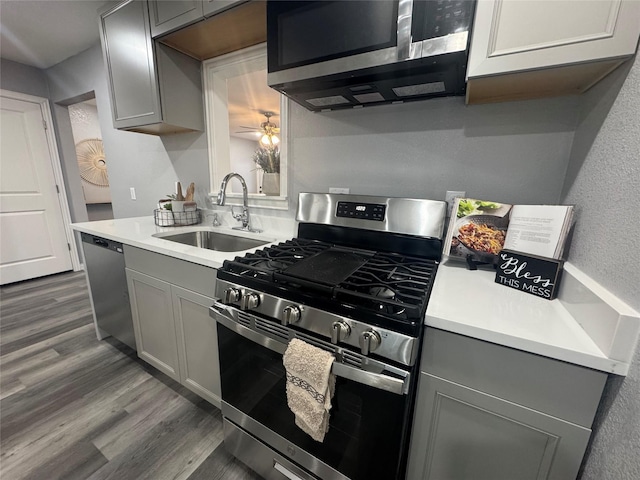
[72, 216, 639, 375]
[72, 215, 291, 269]
[427, 260, 639, 375]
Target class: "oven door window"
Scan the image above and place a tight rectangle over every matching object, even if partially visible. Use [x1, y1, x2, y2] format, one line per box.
[267, 1, 399, 72]
[218, 324, 409, 480]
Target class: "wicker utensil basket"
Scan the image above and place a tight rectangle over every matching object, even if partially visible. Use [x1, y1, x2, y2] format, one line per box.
[154, 208, 201, 227]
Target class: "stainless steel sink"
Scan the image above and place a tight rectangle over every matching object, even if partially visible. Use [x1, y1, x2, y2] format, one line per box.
[156, 230, 269, 252]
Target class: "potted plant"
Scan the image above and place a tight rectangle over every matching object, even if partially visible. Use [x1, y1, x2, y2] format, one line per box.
[253, 146, 280, 196]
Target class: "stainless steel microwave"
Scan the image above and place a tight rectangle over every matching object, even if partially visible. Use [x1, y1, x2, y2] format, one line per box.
[267, 0, 476, 111]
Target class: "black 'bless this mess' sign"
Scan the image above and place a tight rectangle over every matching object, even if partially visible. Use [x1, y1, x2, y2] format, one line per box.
[495, 250, 564, 300]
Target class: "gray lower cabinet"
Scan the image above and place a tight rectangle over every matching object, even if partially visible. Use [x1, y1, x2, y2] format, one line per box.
[127, 269, 181, 381]
[407, 328, 608, 480]
[172, 284, 221, 405]
[99, 0, 203, 134]
[408, 373, 591, 480]
[124, 246, 221, 406]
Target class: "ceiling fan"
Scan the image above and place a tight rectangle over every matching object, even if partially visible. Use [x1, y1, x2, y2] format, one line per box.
[236, 111, 280, 147]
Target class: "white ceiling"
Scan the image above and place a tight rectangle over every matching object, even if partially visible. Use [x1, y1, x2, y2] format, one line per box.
[0, 0, 117, 69]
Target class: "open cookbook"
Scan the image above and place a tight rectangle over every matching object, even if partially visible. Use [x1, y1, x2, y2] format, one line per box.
[443, 198, 574, 263]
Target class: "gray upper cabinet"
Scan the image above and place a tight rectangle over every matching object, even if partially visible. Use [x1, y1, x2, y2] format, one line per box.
[149, 0, 204, 38]
[466, 0, 640, 104]
[99, 0, 204, 135]
[148, 0, 248, 38]
[99, 1, 160, 128]
[203, 0, 246, 17]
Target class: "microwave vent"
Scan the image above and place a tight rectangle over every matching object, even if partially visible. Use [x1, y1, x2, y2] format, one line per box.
[353, 92, 385, 104]
[306, 95, 351, 107]
[393, 82, 446, 97]
[350, 85, 374, 92]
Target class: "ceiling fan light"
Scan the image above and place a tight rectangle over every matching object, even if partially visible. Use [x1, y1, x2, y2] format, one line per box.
[261, 134, 279, 146]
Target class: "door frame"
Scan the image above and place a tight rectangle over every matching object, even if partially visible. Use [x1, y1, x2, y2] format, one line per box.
[1, 89, 81, 272]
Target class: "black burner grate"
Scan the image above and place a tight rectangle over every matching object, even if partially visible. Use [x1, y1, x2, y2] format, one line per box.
[223, 238, 329, 278]
[220, 238, 438, 328]
[335, 251, 438, 320]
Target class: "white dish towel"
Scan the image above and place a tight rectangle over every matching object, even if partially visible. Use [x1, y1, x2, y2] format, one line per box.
[283, 338, 336, 442]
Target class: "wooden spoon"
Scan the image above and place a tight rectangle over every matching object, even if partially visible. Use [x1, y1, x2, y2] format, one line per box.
[185, 182, 195, 202]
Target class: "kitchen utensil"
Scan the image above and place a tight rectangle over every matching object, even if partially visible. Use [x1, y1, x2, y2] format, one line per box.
[185, 182, 195, 201]
[176, 182, 185, 201]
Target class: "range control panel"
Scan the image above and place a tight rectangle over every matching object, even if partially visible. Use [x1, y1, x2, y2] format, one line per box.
[336, 201, 386, 221]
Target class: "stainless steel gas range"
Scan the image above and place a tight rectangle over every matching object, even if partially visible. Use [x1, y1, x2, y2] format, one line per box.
[209, 193, 446, 480]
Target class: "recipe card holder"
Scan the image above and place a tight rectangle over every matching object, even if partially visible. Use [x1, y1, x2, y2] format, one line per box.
[465, 254, 498, 271]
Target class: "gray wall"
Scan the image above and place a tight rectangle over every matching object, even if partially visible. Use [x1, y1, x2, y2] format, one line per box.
[562, 56, 640, 310]
[563, 54, 640, 480]
[42, 42, 582, 222]
[45, 43, 210, 220]
[0, 58, 49, 98]
[51, 102, 90, 224]
[288, 94, 580, 206]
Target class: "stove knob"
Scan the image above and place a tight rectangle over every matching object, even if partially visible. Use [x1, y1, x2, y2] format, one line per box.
[282, 305, 302, 325]
[359, 330, 381, 355]
[330, 321, 351, 344]
[223, 288, 241, 303]
[240, 292, 260, 310]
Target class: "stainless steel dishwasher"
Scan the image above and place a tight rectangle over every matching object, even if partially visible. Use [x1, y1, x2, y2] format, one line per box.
[81, 233, 136, 350]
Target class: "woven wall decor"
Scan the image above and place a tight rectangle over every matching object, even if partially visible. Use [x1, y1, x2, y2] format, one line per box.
[76, 138, 108, 187]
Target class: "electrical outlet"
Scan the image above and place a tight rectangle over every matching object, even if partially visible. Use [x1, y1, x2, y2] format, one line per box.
[130, 187, 136, 200]
[329, 187, 350, 194]
[445, 190, 465, 216]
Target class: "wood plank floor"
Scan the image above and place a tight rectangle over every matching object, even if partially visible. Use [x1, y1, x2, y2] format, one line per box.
[1, 271, 263, 480]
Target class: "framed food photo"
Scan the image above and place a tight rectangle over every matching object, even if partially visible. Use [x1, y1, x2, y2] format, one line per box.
[443, 198, 513, 266]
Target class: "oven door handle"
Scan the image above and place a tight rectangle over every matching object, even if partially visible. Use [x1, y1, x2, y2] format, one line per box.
[211, 302, 410, 396]
[211, 302, 288, 355]
[331, 362, 408, 395]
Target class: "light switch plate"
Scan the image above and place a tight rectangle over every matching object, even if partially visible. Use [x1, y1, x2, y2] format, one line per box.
[130, 187, 136, 200]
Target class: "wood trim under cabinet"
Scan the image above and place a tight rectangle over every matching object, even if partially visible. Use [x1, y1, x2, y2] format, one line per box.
[466, 58, 625, 104]
[125, 123, 200, 135]
[158, 1, 266, 61]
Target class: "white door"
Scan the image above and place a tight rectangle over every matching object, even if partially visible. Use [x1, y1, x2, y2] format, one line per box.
[0, 95, 73, 284]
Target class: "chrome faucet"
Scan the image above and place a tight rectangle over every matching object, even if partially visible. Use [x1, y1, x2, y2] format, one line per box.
[216, 173, 261, 233]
